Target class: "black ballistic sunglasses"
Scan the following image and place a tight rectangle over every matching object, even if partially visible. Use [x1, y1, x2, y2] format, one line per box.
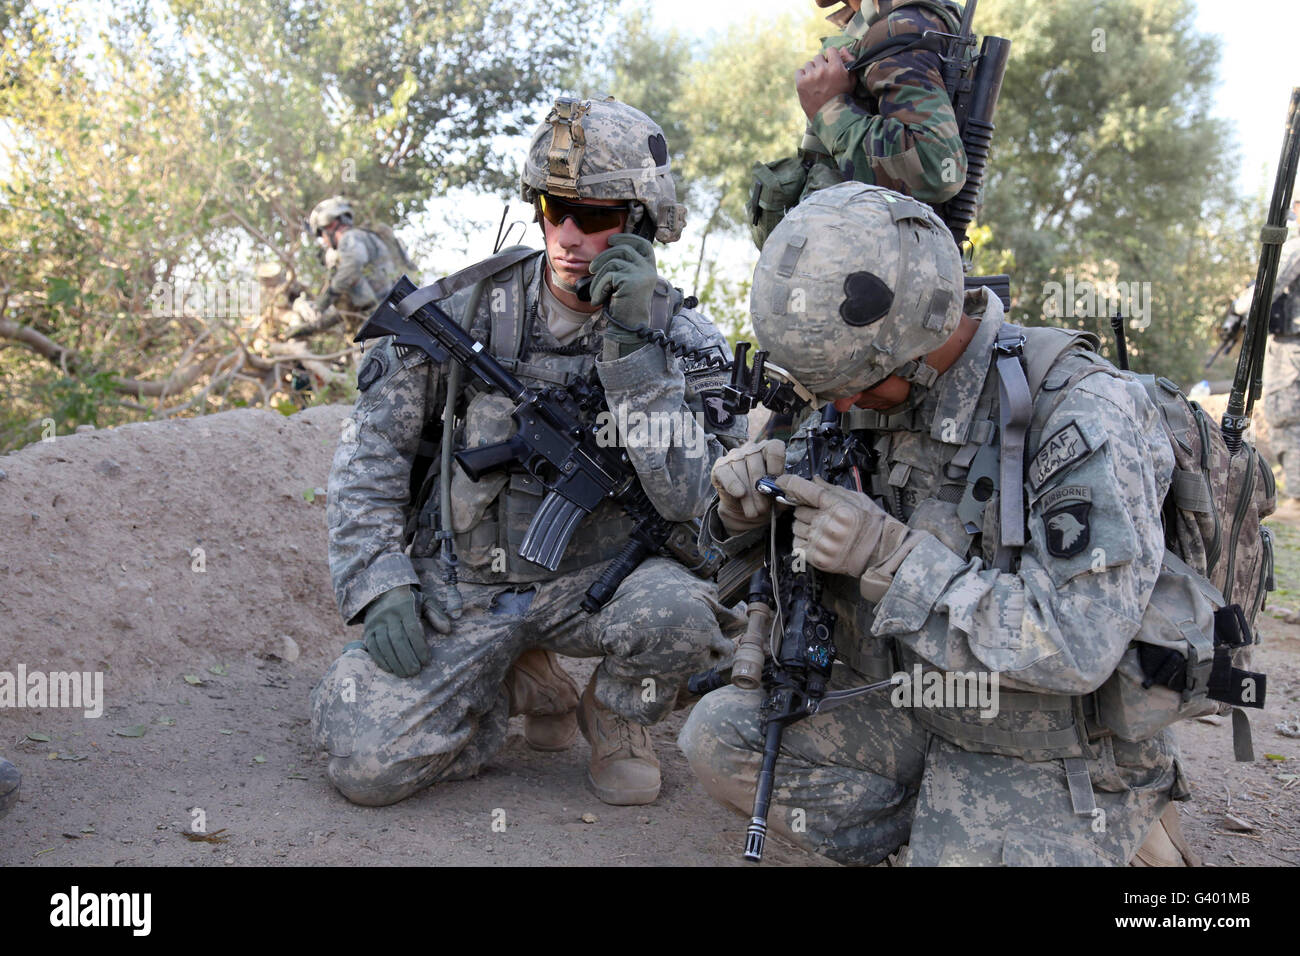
[537, 193, 631, 234]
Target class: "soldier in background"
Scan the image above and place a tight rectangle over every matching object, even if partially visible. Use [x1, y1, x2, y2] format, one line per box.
[288, 196, 408, 338]
[0, 757, 17, 821]
[797, 0, 968, 206]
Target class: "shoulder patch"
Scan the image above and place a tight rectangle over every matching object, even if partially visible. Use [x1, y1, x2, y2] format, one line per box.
[1029, 422, 1091, 490]
[702, 393, 736, 430]
[357, 351, 387, 391]
[1043, 499, 1091, 559]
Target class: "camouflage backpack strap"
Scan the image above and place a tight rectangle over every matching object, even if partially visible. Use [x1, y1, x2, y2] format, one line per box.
[486, 250, 535, 367]
[991, 324, 1030, 571]
[1022, 327, 1109, 452]
[991, 324, 1105, 571]
[393, 244, 537, 321]
[843, 0, 962, 73]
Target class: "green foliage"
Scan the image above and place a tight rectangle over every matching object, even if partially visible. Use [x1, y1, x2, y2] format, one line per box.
[48, 372, 122, 432]
[971, 0, 1257, 384]
[0, 0, 604, 452]
[602, 4, 823, 344]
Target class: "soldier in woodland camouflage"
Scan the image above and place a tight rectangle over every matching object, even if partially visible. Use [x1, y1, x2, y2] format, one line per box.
[680, 183, 1191, 865]
[757, 0, 968, 443]
[311, 98, 747, 808]
[799, 0, 967, 205]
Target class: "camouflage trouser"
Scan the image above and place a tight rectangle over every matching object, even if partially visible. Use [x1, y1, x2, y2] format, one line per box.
[1264, 334, 1300, 494]
[311, 557, 736, 806]
[678, 665, 1181, 866]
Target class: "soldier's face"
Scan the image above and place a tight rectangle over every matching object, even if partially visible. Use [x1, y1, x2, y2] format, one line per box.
[541, 197, 629, 291]
[832, 375, 911, 412]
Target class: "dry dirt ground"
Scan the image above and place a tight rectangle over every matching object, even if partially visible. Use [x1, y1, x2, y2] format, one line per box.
[0, 404, 1296, 867]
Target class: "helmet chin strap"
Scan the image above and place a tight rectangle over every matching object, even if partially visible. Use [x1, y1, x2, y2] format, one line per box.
[546, 254, 581, 294]
[853, 356, 940, 418]
[869, 381, 930, 418]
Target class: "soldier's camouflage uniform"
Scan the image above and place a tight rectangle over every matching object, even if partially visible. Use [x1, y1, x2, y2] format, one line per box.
[1263, 234, 1300, 497]
[808, 0, 968, 205]
[680, 289, 1185, 865]
[326, 227, 401, 312]
[312, 250, 747, 806]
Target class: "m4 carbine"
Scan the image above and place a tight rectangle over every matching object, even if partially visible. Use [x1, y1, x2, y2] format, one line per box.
[692, 348, 892, 862]
[358, 275, 716, 613]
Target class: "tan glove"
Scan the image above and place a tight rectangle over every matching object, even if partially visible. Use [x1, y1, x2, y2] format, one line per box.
[774, 474, 922, 597]
[711, 439, 786, 535]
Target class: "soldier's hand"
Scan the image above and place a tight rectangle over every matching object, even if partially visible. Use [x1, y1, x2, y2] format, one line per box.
[775, 474, 909, 580]
[362, 585, 450, 678]
[590, 234, 658, 333]
[795, 47, 855, 121]
[712, 439, 786, 534]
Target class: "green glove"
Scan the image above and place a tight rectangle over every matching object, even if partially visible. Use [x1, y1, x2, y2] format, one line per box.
[589, 234, 658, 348]
[362, 585, 450, 678]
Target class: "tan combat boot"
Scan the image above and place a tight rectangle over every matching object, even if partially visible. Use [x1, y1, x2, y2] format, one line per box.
[576, 675, 661, 805]
[504, 648, 579, 752]
[1131, 804, 1201, 867]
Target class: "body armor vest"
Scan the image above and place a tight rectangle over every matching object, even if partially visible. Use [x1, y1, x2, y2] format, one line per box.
[822, 322, 1114, 762]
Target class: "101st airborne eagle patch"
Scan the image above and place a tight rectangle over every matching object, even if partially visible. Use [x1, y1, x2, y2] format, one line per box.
[1040, 485, 1092, 559]
[1029, 422, 1091, 491]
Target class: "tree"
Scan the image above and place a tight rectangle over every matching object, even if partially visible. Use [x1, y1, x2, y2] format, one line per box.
[0, 0, 606, 451]
[971, 0, 1256, 382]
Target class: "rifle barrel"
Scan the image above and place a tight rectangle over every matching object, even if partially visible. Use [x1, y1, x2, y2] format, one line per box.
[1223, 87, 1300, 452]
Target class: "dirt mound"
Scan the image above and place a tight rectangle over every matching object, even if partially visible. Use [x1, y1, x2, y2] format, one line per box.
[0, 405, 353, 687]
[0, 403, 1295, 868]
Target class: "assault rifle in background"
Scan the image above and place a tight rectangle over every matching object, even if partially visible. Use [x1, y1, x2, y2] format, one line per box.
[1222, 87, 1300, 452]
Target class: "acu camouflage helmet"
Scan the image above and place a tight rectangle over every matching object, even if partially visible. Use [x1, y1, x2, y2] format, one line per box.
[309, 196, 354, 235]
[752, 182, 963, 398]
[521, 96, 687, 243]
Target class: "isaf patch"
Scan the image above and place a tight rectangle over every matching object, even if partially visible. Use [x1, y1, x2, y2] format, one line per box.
[357, 351, 387, 392]
[1029, 422, 1091, 490]
[1043, 487, 1092, 559]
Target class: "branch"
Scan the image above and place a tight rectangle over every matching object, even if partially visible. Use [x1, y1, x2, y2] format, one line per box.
[216, 205, 296, 271]
[0, 317, 213, 397]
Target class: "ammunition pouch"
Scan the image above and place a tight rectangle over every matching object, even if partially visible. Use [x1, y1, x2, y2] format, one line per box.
[746, 155, 845, 251]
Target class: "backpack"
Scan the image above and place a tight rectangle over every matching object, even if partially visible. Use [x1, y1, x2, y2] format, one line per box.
[365, 222, 418, 274]
[978, 324, 1273, 759]
[1092, 375, 1275, 759]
